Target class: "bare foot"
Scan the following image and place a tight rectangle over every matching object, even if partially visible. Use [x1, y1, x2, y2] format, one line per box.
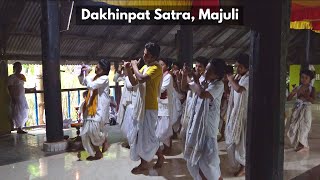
[218, 135, 225, 142]
[102, 141, 110, 153]
[17, 129, 27, 134]
[297, 147, 309, 153]
[172, 132, 178, 139]
[162, 145, 171, 155]
[86, 156, 95, 161]
[131, 163, 149, 174]
[121, 142, 130, 149]
[154, 155, 165, 169]
[234, 166, 245, 177]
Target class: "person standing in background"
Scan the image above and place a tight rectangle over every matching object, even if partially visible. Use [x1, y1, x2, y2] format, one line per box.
[8, 62, 35, 134]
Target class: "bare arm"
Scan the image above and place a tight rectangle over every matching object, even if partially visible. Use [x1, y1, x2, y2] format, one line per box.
[287, 90, 297, 101]
[189, 82, 213, 100]
[304, 87, 316, 103]
[181, 73, 190, 92]
[227, 74, 246, 93]
[132, 63, 150, 84]
[125, 64, 138, 86]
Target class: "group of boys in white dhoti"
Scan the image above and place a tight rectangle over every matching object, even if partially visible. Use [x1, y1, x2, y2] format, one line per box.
[74, 45, 316, 179]
[8, 39, 316, 179]
[108, 51, 252, 178]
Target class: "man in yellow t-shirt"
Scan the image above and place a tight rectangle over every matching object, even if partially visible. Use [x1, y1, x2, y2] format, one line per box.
[124, 42, 164, 173]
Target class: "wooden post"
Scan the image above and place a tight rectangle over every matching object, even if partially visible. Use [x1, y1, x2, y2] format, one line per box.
[41, 0, 64, 142]
[244, 0, 291, 179]
[0, 59, 11, 135]
[114, 62, 121, 111]
[301, 30, 311, 71]
[177, 25, 193, 66]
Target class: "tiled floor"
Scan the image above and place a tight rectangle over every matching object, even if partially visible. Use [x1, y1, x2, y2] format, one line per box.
[0, 103, 319, 180]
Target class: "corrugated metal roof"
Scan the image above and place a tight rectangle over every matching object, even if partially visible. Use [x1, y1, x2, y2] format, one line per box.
[2, 0, 317, 65]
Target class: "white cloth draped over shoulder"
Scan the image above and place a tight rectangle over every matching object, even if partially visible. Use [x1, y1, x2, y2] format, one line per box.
[225, 72, 249, 145]
[184, 80, 224, 163]
[225, 72, 249, 167]
[180, 76, 205, 142]
[8, 74, 29, 128]
[78, 75, 110, 156]
[184, 80, 224, 180]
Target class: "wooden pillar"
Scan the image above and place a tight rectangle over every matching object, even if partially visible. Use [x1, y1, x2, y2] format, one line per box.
[177, 25, 193, 66]
[0, 24, 11, 135]
[41, 0, 64, 142]
[114, 62, 121, 111]
[0, 59, 11, 135]
[244, 0, 291, 179]
[301, 30, 311, 71]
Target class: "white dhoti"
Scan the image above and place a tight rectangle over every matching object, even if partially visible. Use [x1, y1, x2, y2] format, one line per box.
[185, 80, 224, 180]
[225, 72, 249, 168]
[8, 74, 29, 128]
[130, 110, 160, 162]
[11, 96, 29, 128]
[226, 126, 246, 167]
[81, 119, 107, 156]
[121, 104, 135, 140]
[156, 116, 173, 147]
[287, 100, 312, 148]
[187, 137, 221, 180]
[78, 74, 110, 157]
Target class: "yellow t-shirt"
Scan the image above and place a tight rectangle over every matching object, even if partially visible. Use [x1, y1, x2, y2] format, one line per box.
[140, 64, 162, 110]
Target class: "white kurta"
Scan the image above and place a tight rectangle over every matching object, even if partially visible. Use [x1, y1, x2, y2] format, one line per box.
[78, 75, 110, 156]
[185, 80, 224, 180]
[156, 73, 174, 146]
[287, 85, 313, 148]
[225, 72, 249, 167]
[8, 74, 29, 128]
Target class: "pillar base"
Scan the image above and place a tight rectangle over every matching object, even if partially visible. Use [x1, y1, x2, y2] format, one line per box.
[43, 140, 68, 152]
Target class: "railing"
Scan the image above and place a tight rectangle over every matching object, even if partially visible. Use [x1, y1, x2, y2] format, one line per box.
[24, 85, 122, 127]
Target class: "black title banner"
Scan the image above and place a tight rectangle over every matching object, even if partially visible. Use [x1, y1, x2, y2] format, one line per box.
[76, 6, 244, 25]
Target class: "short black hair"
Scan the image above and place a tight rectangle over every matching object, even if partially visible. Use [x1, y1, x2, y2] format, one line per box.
[98, 59, 111, 75]
[145, 42, 160, 59]
[208, 58, 226, 80]
[13, 62, 22, 67]
[172, 61, 183, 69]
[225, 65, 234, 74]
[195, 56, 209, 67]
[236, 53, 249, 69]
[300, 69, 315, 80]
[159, 57, 173, 70]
